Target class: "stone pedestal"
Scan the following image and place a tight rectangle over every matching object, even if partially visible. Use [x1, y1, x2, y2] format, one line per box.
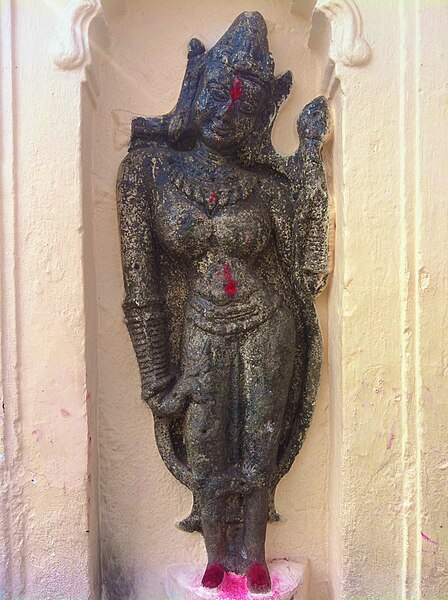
[164, 559, 309, 600]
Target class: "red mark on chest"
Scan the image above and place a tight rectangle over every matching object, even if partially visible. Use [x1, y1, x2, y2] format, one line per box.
[223, 263, 237, 296]
[230, 76, 242, 102]
[208, 192, 218, 210]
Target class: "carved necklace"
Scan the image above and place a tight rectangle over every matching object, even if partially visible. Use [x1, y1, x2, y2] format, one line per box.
[166, 152, 258, 217]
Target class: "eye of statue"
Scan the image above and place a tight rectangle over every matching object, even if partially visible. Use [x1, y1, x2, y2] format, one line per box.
[239, 99, 258, 115]
[209, 85, 229, 102]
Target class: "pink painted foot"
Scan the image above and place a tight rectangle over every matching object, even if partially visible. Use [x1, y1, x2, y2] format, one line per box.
[247, 563, 271, 594]
[201, 563, 226, 589]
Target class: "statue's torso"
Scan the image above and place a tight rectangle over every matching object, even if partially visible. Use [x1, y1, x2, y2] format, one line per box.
[148, 149, 288, 334]
[152, 152, 280, 302]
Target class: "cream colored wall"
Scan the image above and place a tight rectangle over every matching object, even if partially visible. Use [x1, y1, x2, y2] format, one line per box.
[0, 1, 100, 599]
[328, 1, 448, 599]
[93, 2, 330, 599]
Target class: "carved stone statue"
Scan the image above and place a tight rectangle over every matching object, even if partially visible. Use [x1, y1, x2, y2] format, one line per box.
[117, 11, 330, 595]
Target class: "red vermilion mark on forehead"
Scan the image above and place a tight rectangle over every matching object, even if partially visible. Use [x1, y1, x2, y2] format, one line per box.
[230, 76, 242, 102]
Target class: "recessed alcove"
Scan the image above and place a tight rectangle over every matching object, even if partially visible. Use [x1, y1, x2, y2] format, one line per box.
[3, 2, 446, 598]
[84, 2, 334, 598]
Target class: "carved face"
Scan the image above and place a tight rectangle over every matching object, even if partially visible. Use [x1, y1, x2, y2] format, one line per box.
[194, 67, 267, 151]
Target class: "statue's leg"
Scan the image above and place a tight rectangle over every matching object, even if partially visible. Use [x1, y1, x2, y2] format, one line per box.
[240, 304, 296, 591]
[182, 323, 233, 585]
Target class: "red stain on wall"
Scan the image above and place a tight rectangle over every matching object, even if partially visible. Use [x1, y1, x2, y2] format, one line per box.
[421, 531, 438, 545]
[386, 426, 395, 450]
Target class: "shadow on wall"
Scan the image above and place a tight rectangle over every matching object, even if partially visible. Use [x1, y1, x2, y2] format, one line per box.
[102, 545, 135, 600]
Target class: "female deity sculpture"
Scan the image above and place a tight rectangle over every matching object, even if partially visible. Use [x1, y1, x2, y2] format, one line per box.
[117, 11, 330, 595]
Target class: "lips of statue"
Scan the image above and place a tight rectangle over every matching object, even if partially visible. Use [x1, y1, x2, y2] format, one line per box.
[194, 67, 267, 152]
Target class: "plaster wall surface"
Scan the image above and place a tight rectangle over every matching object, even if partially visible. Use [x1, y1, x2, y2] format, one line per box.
[0, 1, 100, 599]
[92, 2, 330, 599]
[328, 2, 448, 598]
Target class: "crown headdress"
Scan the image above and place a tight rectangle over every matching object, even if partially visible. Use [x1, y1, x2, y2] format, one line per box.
[130, 12, 293, 151]
[206, 12, 275, 83]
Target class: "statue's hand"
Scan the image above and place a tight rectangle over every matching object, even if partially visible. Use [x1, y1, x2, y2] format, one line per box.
[146, 340, 212, 417]
[301, 269, 328, 298]
[297, 96, 331, 147]
[147, 377, 190, 418]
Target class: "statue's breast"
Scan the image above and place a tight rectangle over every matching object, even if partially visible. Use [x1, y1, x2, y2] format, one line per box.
[151, 187, 272, 262]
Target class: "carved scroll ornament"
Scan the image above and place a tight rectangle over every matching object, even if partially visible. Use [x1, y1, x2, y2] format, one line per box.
[52, 0, 101, 70]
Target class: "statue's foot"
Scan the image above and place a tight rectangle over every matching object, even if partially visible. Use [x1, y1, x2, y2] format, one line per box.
[247, 562, 271, 594]
[201, 562, 226, 589]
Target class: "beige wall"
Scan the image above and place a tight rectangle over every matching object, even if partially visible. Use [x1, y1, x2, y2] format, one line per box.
[0, 1, 447, 599]
[0, 1, 100, 599]
[328, 2, 448, 598]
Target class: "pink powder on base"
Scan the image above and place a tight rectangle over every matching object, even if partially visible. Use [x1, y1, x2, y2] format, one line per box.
[219, 572, 248, 599]
[270, 575, 284, 599]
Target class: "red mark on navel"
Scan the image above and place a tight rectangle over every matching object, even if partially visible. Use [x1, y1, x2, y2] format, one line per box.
[223, 263, 237, 296]
[230, 76, 242, 102]
[225, 280, 237, 296]
[421, 531, 438, 545]
[60, 408, 71, 418]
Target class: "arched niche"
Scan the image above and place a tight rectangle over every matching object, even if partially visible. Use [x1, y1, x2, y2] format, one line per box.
[61, 1, 369, 597]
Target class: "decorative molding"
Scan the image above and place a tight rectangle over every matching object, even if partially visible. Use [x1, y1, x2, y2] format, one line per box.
[53, 0, 102, 71]
[0, 0, 26, 595]
[313, 0, 371, 67]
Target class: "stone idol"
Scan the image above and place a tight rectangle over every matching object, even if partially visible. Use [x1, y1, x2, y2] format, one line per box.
[117, 11, 330, 599]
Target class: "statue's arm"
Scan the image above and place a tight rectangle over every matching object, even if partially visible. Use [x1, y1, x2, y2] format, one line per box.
[117, 149, 173, 405]
[268, 178, 295, 278]
[290, 96, 331, 297]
